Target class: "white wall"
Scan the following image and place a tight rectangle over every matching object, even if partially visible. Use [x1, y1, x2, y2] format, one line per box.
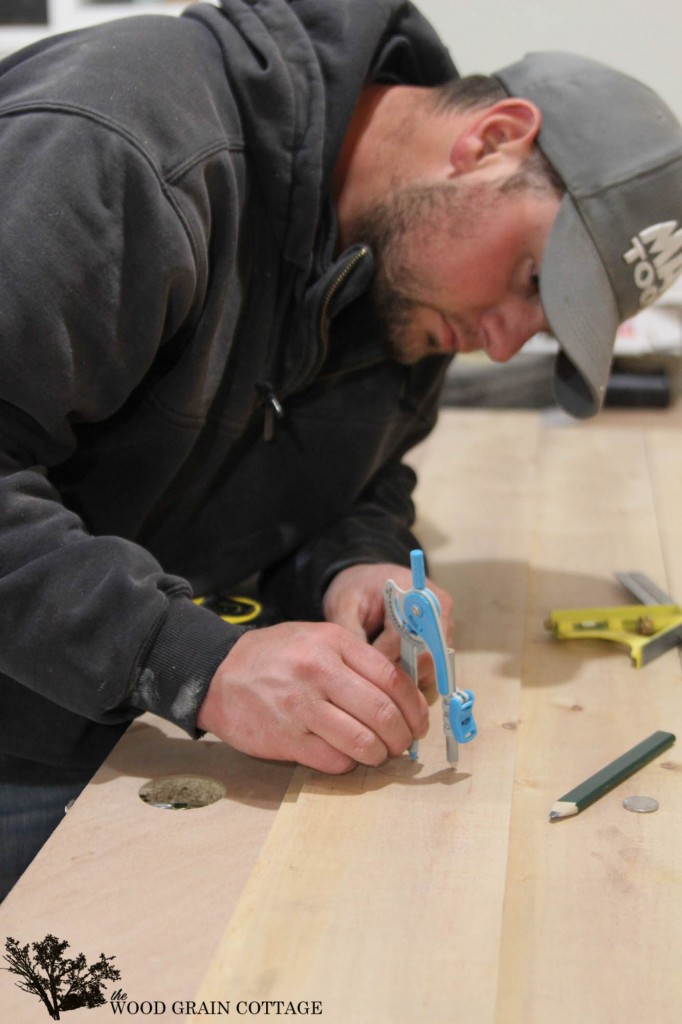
[417, 0, 681, 120]
[0, 1, 186, 57]
[1, 1, 680, 122]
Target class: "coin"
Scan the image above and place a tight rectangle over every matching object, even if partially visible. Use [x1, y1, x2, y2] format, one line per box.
[623, 795, 659, 813]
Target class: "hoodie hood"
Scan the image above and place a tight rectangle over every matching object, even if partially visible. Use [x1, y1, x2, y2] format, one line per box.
[185, 0, 456, 270]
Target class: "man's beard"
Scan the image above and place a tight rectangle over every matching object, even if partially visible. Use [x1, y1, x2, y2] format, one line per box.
[348, 177, 507, 363]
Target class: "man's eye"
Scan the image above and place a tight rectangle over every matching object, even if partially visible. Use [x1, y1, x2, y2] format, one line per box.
[529, 271, 540, 294]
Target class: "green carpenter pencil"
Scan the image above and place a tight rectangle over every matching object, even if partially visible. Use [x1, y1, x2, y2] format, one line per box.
[549, 730, 675, 821]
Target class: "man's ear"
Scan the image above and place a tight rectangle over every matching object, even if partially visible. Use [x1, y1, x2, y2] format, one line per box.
[450, 99, 542, 174]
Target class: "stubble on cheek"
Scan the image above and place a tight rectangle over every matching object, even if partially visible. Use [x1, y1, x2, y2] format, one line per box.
[348, 179, 489, 363]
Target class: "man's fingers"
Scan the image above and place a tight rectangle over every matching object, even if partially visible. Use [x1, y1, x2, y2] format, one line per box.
[371, 626, 401, 663]
[372, 627, 437, 690]
[331, 635, 430, 744]
[324, 588, 375, 641]
[292, 731, 358, 775]
[288, 629, 428, 761]
[313, 682, 412, 762]
[199, 621, 429, 773]
[302, 700, 390, 766]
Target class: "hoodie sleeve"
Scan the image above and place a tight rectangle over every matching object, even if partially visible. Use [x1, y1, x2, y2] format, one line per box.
[0, 105, 242, 736]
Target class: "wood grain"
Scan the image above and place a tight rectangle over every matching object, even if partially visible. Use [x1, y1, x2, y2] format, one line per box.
[3, 409, 681, 1024]
[0, 718, 294, 1020]
[496, 420, 682, 1024]
[197, 412, 541, 1022]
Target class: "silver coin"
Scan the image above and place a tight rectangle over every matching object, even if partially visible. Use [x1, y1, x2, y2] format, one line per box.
[623, 795, 659, 813]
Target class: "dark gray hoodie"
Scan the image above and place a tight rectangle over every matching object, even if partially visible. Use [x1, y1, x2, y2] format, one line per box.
[0, 0, 456, 781]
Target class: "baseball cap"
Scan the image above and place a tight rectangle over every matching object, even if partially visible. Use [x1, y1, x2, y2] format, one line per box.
[494, 53, 682, 418]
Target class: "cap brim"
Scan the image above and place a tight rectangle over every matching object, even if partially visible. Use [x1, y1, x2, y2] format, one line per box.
[540, 197, 620, 418]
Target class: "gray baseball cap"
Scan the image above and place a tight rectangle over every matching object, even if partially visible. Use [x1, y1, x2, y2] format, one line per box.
[495, 53, 682, 417]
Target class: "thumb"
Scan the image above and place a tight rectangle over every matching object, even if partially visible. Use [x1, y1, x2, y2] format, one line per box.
[328, 604, 368, 640]
[324, 591, 372, 640]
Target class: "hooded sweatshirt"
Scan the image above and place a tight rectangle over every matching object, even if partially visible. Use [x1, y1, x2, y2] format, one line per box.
[0, 0, 457, 781]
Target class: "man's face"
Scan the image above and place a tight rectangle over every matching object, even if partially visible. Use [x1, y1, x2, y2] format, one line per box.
[358, 171, 561, 364]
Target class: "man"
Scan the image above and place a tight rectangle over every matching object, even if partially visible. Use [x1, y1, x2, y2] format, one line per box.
[1, 0, 681, 899]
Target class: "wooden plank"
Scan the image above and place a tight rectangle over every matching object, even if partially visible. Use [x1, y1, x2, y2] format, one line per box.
[0, 716, 294, 1020]
[496, 421, 682, 1024]
[3, 409, 680, 1024]
[197, 411, 541, 1023]
[647, 427, 682, 611]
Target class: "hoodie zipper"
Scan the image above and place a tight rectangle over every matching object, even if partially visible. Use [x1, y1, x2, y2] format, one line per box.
[256, 381, 285, 442]
[259, 245, 371, 441]
[319, 244, 370, 352]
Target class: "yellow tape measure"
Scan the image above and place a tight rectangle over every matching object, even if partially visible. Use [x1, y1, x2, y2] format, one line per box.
[193, 594, 262, 625]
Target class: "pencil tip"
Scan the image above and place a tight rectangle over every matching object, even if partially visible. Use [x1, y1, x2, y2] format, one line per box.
[549, 801, 578, 821]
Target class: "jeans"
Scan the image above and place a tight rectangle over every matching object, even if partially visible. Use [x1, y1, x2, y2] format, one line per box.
[0, 777, 86, 902]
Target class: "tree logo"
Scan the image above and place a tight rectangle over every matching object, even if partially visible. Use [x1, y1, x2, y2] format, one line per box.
[2, 933, 121, 1019]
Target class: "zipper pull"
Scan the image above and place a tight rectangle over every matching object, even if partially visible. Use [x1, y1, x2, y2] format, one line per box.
[256, 381, 284, 442]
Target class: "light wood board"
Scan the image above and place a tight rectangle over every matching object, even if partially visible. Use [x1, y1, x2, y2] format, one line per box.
[0, 718, 294, 1020]
[2, 409, 681, 1024]
[196, 412, 540, 1021]
[496, 420, 682, 1024]
[197, 411, 682, 1023]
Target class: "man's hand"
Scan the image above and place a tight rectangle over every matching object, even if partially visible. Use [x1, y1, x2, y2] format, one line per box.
[197, 621, 429, 774]
[322, 562, 454, 686]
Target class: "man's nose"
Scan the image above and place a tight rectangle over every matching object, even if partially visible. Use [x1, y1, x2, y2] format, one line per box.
[479, 302, 548, 363]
